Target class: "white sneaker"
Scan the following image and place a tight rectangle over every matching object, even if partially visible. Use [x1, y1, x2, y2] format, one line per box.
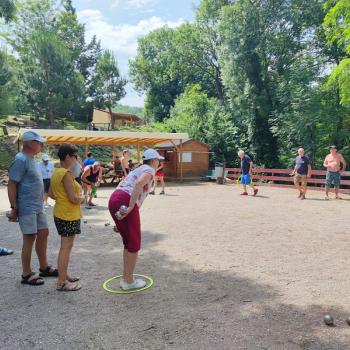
[120, 278, 147, 291]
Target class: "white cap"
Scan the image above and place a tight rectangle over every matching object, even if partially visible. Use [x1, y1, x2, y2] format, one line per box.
[42, 154, 49, 161]
[142, 149, 164, 161]
[22, 131, 46, 143]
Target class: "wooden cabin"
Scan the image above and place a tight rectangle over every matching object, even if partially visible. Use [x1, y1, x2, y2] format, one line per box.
[156, 139, 210, 180]
[91, 108, 144, 130]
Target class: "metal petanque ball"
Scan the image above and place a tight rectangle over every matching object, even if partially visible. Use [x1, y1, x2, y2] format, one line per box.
[324, 314, 334, 326]
[115, 205, 128, 220]
[104, 222, 111, 227]
[346, 317, 350, 326]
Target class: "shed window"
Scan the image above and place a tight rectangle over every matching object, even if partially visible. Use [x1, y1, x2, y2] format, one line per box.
[179, 152, 192, 163]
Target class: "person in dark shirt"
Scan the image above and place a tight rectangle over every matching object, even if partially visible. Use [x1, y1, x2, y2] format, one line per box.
[291, 148, 312, 199]
[238, 150, 258, 196]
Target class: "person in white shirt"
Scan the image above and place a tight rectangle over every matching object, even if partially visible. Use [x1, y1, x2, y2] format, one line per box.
[38, 154, 55, 208]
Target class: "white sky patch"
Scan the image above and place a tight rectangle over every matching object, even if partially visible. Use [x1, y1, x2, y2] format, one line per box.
[110, 0, 156, 10]
[77, 9, 185, 106]
[78, 9, 184, 56]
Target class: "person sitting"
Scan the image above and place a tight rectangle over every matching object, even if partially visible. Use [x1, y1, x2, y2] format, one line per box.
[128, 159, 135, 171]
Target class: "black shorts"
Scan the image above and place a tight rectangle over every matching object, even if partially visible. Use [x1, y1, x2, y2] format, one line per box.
[75, 177, 82, 185]
[54, 217, 81, 236]
[43, 179, 50, 193]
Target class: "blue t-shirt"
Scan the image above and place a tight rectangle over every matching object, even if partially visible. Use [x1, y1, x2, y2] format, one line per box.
[295, 155, 310, 175]
[83, 157, 96, 166]
[241, 155, 252, 175]
[8, 152, 44, 216]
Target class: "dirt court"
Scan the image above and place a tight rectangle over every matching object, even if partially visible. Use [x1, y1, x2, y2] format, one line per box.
[1, 182, 350, 350]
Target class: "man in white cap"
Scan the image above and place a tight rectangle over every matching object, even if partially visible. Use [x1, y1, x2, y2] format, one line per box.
[38, 154, 54, 208]
[7, 131, 58, 286]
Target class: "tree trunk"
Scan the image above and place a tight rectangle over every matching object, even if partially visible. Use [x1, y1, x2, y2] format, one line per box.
[108, 106, 115, 130]
[49, 111, 55, 128]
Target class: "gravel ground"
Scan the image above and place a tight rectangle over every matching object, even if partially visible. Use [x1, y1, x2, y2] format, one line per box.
[0, 183, 350, 350]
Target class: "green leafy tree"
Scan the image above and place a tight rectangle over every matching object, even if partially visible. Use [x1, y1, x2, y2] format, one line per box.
[21, 28, 84, 126]
[218, 0, 325, 166]
[165, 84, 238, 163]
[130, 23, 225, 121]
[323, 0, 350, 105]
[0, 0, 16, 22]
[91, 50, 127, 117]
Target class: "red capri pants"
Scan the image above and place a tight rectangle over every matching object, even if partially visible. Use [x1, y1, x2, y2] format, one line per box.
[108, 190, 141, 253]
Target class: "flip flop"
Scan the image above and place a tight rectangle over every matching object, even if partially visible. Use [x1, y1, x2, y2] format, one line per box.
[56, 281, 81, 292]
[39, 265, 59, 277]
[0, 247, 13, 256]
[21, 272, 44, 286]
[67, 276, 80, 283]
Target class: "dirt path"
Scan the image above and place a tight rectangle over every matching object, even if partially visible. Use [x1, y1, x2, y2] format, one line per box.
[0, 183, 350, 349]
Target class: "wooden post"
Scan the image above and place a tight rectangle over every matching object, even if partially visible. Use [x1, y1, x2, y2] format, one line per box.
[179, 139, 183, 182]
[137, 142, 141, 162]
[84, 138, 88, 158]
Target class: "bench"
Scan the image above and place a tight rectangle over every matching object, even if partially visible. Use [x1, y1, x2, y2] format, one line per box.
[204, 169, 229, 181]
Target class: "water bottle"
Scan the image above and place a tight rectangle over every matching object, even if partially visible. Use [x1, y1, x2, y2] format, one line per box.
[115, 205, 128, 220]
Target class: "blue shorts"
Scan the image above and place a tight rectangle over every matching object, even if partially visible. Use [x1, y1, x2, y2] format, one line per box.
[326, 171, 341, 188]
[18, 212, 48, 235]
[241, 174, 251, 185]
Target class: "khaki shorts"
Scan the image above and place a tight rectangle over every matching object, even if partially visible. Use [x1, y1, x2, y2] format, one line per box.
[294, 173, 308, 186]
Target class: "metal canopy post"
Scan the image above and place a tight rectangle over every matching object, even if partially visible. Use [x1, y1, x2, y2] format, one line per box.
[84, 138, 88, 158]
[179, 139, 183, 182]
[137, 142, 141, 162]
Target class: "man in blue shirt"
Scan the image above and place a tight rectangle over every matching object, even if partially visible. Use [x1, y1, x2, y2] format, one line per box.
[83, 152, 96, 166]
[7, 131, 57, 285]
[291, 148, 311, 200]
[238, 150, 258, 196]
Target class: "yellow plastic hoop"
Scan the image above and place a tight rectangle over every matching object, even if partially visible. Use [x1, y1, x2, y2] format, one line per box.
[102, 274, 154, 294]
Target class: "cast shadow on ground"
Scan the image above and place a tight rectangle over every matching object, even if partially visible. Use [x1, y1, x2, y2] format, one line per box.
[1, 227, 349, 350]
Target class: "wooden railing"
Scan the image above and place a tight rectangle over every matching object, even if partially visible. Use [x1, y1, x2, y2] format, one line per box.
[225, 168, 350, 194]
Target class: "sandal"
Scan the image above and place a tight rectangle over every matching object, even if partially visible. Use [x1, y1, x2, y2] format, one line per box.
[56, 281, 81, 292]
[21, 272, 44, 286]
[67, 276, 80, 283]
[0, 247, 13, 256]
[39, 265, 59, 277]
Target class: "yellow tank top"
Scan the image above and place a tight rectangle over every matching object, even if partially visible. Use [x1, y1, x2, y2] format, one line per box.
[51, 168, 82, 221]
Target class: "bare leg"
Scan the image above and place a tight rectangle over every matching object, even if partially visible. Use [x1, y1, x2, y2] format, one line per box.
[35, 229, 49, 270]
[294, 178, 302, 196]
[302, 184, 307, 196]
[83, 184, 89, 202]
[22, 234, 36, 276]
[325, 186, 330, 198]
[160, 177, 165, 192]
[153, 177, 158, 192]
[123, 249, 138, 283]
[57, 236, 75, 285]
[335, 187, 341, 199]
[243, 184, 247, 193]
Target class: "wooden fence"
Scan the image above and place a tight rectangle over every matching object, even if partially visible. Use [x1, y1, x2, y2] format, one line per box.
[225, 168, 350, 194]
